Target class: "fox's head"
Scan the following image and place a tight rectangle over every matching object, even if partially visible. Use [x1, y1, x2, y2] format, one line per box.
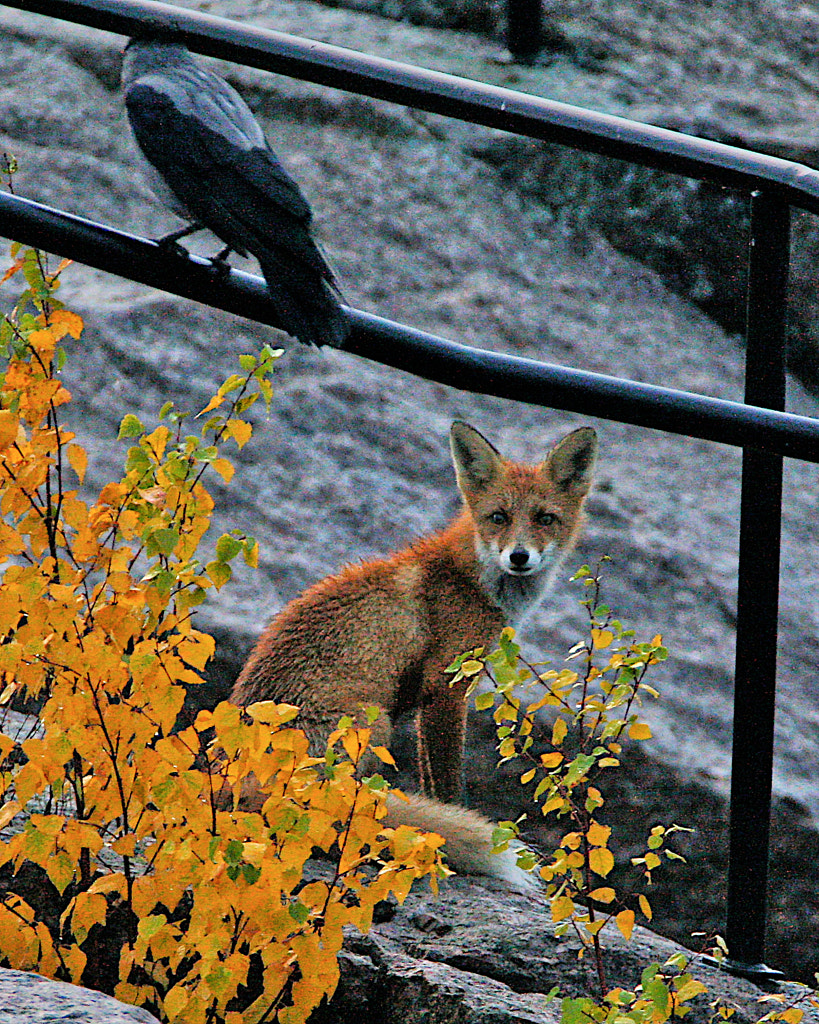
[450, 421, 597, 600]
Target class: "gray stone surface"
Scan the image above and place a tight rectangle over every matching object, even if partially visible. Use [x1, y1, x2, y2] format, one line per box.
[316, 871, 819, 1024]
[0, 967, 157, 1022]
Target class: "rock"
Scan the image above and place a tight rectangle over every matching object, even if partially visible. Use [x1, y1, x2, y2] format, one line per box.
[0, 967, 158, 1023]
[0, 0, 817, 994]
[313, 872, 818, 1024]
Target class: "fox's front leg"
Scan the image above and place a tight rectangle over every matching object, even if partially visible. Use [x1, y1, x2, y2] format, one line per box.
[417, 674, 469, 804]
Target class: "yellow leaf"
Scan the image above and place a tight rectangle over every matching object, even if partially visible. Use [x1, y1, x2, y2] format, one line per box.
[49, 309, 83, 339]
[540, 752, 563, 769]
[589, 847, 615, 877]
[0, 410, 18, 450]
[198, 393, 224, 416]
[616, 908, 635, 940]
[341, 728, 368, 763]
[28, 328, 57, 356]
[676, 979, 708, 1003]
[591, 628, 614, 649]
[550, 895, 575, 922]
[639, 893, 653, 920]
[587, 821, 611, 847]
[60, 944, 86, 983]
[371, 745, 396, 766]
[629, 722, 652, 741]
[66, 443, 87, 484]
[227, 418, 253, 449]
[588, 887, 616, 904]
[67, 891, 108, 945]
[551, 717, 567, 746]
[246, 701, 300, 725]
[0, 257, 24, 284]
[112, 835, 137, 857]
[88, 874, 127, 897]
[163, 986, 189, 1019]
[211, 458, 235, 482]
[0, 802, 21, 830]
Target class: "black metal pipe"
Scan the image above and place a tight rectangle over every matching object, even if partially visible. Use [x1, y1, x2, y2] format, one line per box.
[2, 189, 819, 464]
[6, 0, 819, 213]
[506, 0, 542, 64]
[724, 193, 790, 978]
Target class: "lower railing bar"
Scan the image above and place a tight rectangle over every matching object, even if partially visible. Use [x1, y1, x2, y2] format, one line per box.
[724, 193, 790, 980]
[1, 188, 819, 464]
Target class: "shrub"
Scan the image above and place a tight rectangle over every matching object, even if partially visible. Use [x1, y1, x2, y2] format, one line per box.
[0, 246, 443, 1024]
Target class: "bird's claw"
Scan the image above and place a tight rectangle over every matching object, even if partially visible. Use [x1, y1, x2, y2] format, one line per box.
[209, 246, 234, 278]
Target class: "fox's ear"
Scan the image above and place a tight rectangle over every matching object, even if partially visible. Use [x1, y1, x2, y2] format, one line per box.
[450, 421, 503, 495]
[545, 427, 597, 495]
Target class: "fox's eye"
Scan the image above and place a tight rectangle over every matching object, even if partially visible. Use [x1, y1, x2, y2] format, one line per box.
[535, 511, 559, 527]
[489, 510, 509, 525]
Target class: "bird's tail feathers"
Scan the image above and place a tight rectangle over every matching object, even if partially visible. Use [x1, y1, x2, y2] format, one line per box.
[258, 250, 348, 349]
[385, 791, 541, 893]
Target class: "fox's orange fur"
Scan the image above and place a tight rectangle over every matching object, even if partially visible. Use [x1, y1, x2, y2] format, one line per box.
[231, 421, 597, 889]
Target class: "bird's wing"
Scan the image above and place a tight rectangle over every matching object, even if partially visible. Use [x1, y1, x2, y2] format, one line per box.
[126, 76, 312, 219]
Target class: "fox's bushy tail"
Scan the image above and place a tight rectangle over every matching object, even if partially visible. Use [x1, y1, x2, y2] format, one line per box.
[385, 791, 540, 893]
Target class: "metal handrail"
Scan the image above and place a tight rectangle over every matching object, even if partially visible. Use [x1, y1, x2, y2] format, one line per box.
[0, 0, 813, 981]
[0, 190, 816, 462]
[5, 0, 819, 211]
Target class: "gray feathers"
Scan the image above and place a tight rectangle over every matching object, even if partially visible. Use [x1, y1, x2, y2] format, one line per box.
[122, 39, 348, 347]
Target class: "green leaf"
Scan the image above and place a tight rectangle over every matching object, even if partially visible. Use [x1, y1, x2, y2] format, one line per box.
[562, 997, 596, 1024]
[207, 560, 232, 589]
[225, 839, 244, 866]
[46, 851, 75, 895]
[645, 978, 670, 1016]
[138, 914, 167, 939]
[288, 901, 310, 924]
[241, 863, 261, 884]
[215, 533, 243, 563]
[149, 527, 179, 557]
[118, 413, 144, 439]
[125, 446, 151, 475]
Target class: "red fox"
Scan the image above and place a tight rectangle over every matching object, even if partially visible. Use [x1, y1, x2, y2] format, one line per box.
[231, 421, 597, 888]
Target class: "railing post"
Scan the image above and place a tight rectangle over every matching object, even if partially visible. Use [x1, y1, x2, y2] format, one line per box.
[505, 0, 542, 64]
[724, 191, 790, 979]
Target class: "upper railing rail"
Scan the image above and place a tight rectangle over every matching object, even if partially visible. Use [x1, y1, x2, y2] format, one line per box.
[6, 0, 819, 213]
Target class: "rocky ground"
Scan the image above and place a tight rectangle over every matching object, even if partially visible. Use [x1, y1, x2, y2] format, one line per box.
[0, 0, 817, 997]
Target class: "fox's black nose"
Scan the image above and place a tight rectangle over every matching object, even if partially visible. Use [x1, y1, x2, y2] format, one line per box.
[509, 547, 530, 568]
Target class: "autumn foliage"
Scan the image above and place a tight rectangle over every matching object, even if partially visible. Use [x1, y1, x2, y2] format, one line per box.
[453, 564, 819, 1021]
[0, 247, 443, 1023]
[0, 244, 815, 1024]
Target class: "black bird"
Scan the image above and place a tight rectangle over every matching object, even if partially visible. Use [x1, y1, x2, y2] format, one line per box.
[122, 37, 348, 347]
